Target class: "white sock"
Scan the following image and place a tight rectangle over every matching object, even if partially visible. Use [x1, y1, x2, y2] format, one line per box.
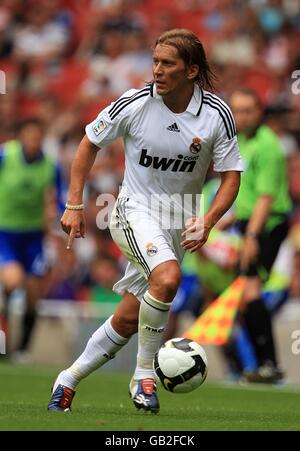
[134, 291, 171, 381]
[54, 316, 129, 391]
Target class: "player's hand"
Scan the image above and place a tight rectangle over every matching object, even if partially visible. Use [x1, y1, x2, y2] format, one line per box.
[181, 217, 211, 253]
[240, 235, 259, 272]
[60, 209, 86, 250]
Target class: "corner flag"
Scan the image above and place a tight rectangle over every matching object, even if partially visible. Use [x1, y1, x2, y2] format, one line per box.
[183, 276, 246, 345]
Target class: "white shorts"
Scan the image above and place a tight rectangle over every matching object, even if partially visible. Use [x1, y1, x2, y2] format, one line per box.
[110, 196, 185, 301]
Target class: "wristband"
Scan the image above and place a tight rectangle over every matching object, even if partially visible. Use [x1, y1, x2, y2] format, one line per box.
[65, 202, 84, 211]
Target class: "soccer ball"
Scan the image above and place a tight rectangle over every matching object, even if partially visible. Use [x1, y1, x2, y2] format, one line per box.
[154, 338, 208, 393]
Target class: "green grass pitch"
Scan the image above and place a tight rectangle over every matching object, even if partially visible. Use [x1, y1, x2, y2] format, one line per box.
[0, 362, 299, 431]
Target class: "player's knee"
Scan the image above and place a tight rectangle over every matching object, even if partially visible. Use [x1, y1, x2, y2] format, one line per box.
[1, 265, 24, 292]
[161, 275, 181, 298]
[151, 268, 181, 300]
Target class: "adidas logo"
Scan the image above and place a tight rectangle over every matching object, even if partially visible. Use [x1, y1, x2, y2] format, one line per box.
[167, 122, 180, 132]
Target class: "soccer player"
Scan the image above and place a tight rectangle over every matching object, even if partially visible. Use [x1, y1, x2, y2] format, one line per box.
[230, 88, 292, 383]
[47, 29, 243, 413]
[0, 117, 65, 361]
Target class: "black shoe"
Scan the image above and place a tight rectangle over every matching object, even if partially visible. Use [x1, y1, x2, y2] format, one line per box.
[243, 363, 285, 384]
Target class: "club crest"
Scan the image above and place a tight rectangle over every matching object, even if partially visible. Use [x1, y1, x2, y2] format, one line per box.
[189, 137, 202, 154]
[146, 242, 158, 257]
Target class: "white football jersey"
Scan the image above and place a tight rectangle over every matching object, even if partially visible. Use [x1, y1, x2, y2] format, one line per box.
[86, 83, 243, 218]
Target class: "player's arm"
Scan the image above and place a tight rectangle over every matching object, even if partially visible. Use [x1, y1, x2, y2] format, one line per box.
[215, 211, 235, 230]
[240, 139, 280, 270]
[205, 170, 241, 230]
[182, 171, 240, 252]
[245, 194, 273, 237]
[61, 135, 99, 249]
[239, 194, 273, 271]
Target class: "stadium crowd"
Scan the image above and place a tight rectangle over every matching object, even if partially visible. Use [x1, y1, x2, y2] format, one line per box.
[1, 0, 300, 370]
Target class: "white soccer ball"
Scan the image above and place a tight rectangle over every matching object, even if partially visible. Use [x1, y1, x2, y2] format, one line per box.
[154, 338, 208, 393]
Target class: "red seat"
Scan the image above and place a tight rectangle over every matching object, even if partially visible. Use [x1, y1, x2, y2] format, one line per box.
[241, 67, 276, 104]
[82, 96, 113, 123]
[46, 60, 89, 107]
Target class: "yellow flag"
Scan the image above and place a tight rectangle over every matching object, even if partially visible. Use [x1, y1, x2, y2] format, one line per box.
[183, 277, 246, 345]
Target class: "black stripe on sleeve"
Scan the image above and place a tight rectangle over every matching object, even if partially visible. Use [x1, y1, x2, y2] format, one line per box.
[203, 93, 236, 138]
[150, 81, 154, 97]
[110, 91, 150, 121]
[204, 92, 236, 136]
[196, 89, 204, 116]
[108, 87, 150, 117]
[203, 99, 232, 140]
[108, 88, 150, 120]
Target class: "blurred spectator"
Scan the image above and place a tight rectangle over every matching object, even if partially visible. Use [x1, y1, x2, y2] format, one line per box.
[0, 5, 13, 59]
[289, 224, 300, 297]
[0, 94, 18, 142]
[43, 232, 79, 301]
[12, 1, 70, 65]
[210, 11, 256, 66]
[78, 28, 152, 100]
[264, 105, 298, 157]
[288, 149, 300, 202]
[85, 255, 122, 303]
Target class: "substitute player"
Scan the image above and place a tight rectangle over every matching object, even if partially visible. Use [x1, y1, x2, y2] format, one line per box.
[48, 29, 243, 413]
[0, 118, 65, 360]
[230, 88, 292, 383]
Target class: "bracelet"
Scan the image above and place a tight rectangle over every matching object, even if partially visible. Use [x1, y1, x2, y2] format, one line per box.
[65, 202, 84, 211]
[245, 231, 258, 239]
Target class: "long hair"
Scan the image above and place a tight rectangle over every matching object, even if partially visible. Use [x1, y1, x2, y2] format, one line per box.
[155, 29, 217, 92]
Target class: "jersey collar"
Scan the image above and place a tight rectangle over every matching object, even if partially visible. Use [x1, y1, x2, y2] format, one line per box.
[22, 145, 45, 164]
[150, 82, 203, 116]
